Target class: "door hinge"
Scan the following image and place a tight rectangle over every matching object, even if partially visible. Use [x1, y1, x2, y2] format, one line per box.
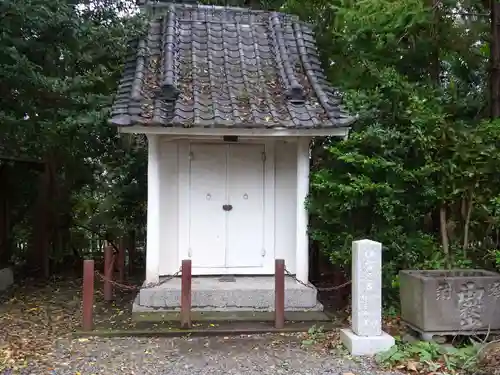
[261, 248, 266, 257]
[261, 152, 266, 162]
[188, 248, 192, 257]
[189, 151, 193, 160]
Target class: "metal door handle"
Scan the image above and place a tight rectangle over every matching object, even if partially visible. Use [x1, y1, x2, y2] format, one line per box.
[222, 204, 233, 211]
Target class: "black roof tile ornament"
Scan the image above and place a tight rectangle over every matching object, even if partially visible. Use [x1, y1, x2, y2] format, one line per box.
[292, 22, 332, 112]
[110, 3, 357, 129]
[158, 6, 180, 102]
[269, 12, 305, 105]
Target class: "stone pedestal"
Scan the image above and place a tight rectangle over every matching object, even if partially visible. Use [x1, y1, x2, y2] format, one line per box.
[340, 239, 395, 355]
[132, 276, 327, 322]
[0, 267, 13, 291]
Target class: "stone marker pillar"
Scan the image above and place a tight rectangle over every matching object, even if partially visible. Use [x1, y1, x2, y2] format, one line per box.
[340, 239, 395, 356]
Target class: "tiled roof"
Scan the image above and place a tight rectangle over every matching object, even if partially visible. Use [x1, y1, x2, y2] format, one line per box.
[109, 4, 356, 129]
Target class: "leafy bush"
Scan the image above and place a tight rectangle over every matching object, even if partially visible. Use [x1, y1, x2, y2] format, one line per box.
[376, 339, 480, 374]
[299, 0, 500, 308]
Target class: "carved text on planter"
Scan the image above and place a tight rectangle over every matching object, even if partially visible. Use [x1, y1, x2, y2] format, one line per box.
[457, 282, 484, 329]
[436, 282, 452, 301]
[489, 282, 500, 299]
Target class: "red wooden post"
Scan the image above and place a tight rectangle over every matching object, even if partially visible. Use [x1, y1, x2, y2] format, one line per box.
[180, 259, 192, 329]
[117, 237, 125, 282]
[275, 259, 285, 329]
[104, 244, 113, 301]
[82, 259, 94, 331]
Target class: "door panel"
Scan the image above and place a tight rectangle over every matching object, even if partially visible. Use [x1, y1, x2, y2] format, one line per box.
[189, 144, 226, 268]
[225, 144, 265, 268]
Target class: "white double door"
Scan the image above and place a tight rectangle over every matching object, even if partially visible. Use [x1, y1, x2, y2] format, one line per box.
[187, 142, 270, 274]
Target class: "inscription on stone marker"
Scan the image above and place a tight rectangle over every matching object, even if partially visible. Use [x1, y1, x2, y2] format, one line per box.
[352, 240, 382, 337]
[457, 282, 484, 329]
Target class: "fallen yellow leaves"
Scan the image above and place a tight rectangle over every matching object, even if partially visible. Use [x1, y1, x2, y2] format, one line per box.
[0, 275, 137, 371]
[396, 360, 419, 372]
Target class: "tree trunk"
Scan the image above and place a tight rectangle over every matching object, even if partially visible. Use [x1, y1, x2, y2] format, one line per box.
[462, 190, 474, 255]
[439, 205, 450, 268]
[30, 163, 51, 277]
[490, 0, 500, 117]
[429, 0, 440, 83]
[29, 155, 58, 278]
[128, 229, 136, 275]
[0, 165, 11, 266]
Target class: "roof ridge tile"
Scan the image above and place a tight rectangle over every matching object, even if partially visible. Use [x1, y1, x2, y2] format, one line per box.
[269, 12, 305, 105]
[158, 6, 180, 102]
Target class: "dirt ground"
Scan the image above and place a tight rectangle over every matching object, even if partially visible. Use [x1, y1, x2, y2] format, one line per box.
[1, 274, 495, 374]
[0, 274, 140, 369]
[0, 274, 399, 374]
[17, 334, 405, 375]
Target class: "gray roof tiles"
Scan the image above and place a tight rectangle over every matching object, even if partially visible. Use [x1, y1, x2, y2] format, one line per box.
[110, 4, 355, 129]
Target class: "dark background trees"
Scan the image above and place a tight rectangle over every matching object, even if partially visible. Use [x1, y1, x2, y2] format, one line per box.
[0, 0, 146, 274]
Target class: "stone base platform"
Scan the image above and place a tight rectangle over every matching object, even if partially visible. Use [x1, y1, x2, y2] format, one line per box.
[0, 268, 13, 291]
[403, 320, 500, 342]
[133, 276, 328, 322]
[340, 328, 395, 356]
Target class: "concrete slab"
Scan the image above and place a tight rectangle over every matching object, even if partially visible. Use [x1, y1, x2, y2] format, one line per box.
[138, 276, 319, 309]
[340, 328, 395, 356]
[75, 321, 341, 337]
[132, 298, 328, 322]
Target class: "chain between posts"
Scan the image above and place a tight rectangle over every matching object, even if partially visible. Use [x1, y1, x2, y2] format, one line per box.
[94, 266, 348, 292]
[284, 268, 352, 292]
[94, 268, 182, 291]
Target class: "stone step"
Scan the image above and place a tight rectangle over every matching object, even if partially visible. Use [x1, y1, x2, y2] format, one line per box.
[132, 299, 328, 322]
[138, 276, 320, 310]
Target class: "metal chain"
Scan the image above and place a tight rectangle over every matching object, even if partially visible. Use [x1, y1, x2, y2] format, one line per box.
[315, 280, 352, 292]
[94, 268, 182, 291]
[143, 269, 182, 289]
[285, 268, 351, 292]
[94, 267, 349, 293]
[94, 271, 139, 291]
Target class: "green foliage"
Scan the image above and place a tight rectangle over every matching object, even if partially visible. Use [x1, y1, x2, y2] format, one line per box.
[376, 339, 480, 374]
[0, 0, 147, 266]
[301, 325, 326, 346]
[285, 0, 500, 306]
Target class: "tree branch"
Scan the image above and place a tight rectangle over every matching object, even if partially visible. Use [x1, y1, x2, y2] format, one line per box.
[463, 189, 474, 255]
[74, 224, 120, 253]
[440, 204, 450, 267]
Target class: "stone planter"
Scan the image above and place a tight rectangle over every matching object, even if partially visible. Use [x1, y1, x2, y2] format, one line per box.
[0, 267, 14, 291]
[399, 269, 500, 336]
